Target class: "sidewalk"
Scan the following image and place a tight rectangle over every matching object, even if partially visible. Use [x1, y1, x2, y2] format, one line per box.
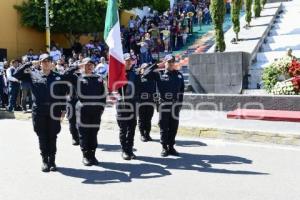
[1, 107, 300, 146]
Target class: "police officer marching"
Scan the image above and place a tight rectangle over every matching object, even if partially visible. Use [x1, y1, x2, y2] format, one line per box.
[13, 54, 66, 172]
[142, 54, 185, 157]
[117, 53, 141, 160]
[64, 58, 106, 166]
[65, 61, 80, 146]
[138, 63, 156, 142]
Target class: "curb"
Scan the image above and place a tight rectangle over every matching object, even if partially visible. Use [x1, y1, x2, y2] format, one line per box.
[1, 111, 299, 146]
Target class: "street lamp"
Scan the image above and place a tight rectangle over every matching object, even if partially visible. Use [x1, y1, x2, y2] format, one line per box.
[45, 0, 50, 53]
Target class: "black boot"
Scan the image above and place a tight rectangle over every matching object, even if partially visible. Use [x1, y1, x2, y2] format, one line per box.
[90, 150, 99, 165]
[161, 145, 169, 157]
[82, 151, 92, 166]
[168, 146, 180, 156]
[49, 155, 57, 172]
[145, 132, 153, 141]
[128, 148, 136, 160]
[41, 155, 50, 172]
[140, 130, 148, 142]
[121, 150, 131, 160]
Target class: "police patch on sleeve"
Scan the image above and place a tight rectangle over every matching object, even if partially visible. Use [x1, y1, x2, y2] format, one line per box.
[178, 74, 183, 79]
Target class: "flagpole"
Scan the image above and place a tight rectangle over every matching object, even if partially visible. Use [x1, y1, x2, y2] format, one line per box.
[121, 86, 125, 108]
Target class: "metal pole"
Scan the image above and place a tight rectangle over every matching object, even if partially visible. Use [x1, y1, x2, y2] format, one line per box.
[45, 0, 50, 53]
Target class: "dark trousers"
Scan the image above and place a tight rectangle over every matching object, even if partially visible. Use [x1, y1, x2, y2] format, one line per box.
[76, 103, 103, 152]
[32, 110, 61, 157]
[158, 103, 181, 147]
[138, 102, 155, 136]
[21, 87, 32, 110]
[68, 101, 79, 141]
[117, 101, 137, 153]
[8, 82, 20, 111]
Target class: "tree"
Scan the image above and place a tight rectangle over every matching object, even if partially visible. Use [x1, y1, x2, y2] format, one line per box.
[245, 0, 253, 27]
[119, 0, 145, 10]
[261, 0, 267, 8]
[254, 0, 262, 17]
[210, 0, 226, 52]
[15, 0, 107, 45]
[120, 0, 169, 13]
[231, 0, 243, 43]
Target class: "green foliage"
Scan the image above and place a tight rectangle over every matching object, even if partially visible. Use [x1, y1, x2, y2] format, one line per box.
[261, 0, 267, 8]
[15, 0, 107, 44]
[119, 0, 145, 10]
[262, 57, 293, 92]
[245, 0, 252, 25]
[150, 0, 170, 13]
[210, 0, 226, 52]
[120, 0, 169, 13]
[231, 0, 242, 40]
[262, 65, 282, 92]
[254, 0, 262, 17]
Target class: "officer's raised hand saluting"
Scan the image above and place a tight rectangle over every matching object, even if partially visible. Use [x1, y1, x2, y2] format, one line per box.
[13, 54, 66, 172]
[142, 54, 185, 157]
[63, 57, 106, 166]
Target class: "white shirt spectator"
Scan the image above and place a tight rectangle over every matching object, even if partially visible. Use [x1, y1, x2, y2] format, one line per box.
[6, 66, 19, 83]
[50, 49, 62, 62]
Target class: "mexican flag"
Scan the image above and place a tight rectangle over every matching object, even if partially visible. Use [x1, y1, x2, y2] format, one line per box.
[104, 0, 127, 92]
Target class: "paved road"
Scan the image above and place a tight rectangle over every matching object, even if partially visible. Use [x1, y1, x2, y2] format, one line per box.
[0, 119, 299, 200]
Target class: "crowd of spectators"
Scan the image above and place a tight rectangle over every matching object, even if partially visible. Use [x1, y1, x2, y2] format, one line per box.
[121, 0, 213, 64]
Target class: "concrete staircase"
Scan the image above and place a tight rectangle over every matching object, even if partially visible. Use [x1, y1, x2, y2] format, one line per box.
[249, 0, 300, 89]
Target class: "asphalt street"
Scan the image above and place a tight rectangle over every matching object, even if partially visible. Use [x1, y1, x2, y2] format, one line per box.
[0, 119, 299, 200]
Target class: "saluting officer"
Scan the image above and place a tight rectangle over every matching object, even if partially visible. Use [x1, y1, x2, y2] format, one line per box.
[142, 54, 185, 157]
[138, 63, 156, 142]
[117, 53, 141, 160]
[14, 54, 66, 172]
[64, 58, 106, 166]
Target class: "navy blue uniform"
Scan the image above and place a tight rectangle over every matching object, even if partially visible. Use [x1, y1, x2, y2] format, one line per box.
[117, 68, 140, 154]
[138, 75, 156, 139]
[14, 63, 66, 159]
[65, 71, 80, 144]
[64, 67, 106, 154]
[143, 66, 185, 147]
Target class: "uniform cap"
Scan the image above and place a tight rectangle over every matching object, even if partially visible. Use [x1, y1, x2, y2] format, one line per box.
[39, 54, 52, 62]
[80, 57, 95, 65]
[140, 63, 149, 69]
[124, 53, 131, 61]
[164, 54, 175, 62]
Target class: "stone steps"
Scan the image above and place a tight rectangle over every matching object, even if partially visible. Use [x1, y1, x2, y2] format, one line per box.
[266, 35, 300, 43]
[256, 50, 300, 63]
[261, 42, 300, 51]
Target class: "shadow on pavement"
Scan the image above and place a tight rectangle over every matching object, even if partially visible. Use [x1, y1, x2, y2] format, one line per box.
[175, 140, 207, 147]
[58, 167, 131, 184]
[137, 153, 269, 175]
[149, 139, 208, 147]
[100, 162, 171, 179]
[98, 144, 137, 152]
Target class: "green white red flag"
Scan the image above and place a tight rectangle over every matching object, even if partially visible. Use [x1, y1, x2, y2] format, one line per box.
[104, 0, 127, 92]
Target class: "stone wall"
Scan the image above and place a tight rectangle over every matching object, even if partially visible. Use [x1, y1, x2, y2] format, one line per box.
[189, 52, 250, 94]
